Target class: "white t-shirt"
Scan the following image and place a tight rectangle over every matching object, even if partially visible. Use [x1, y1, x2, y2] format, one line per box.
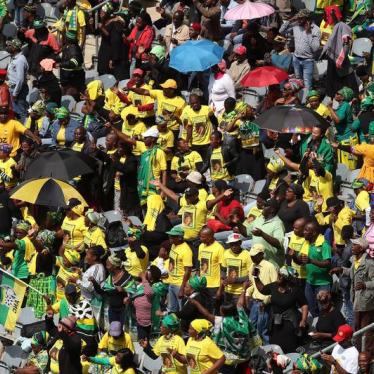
[330, 345, 359, 374]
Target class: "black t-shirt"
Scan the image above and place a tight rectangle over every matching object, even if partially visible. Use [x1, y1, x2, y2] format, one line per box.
[278, 199, 311, 233]
[316, 307, 346, 338]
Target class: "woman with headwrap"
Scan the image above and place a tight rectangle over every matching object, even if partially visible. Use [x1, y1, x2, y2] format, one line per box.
[26, 229, 56, 318]
[50, 106, 81, 147]
[253, 265, 309, 353]
[351, 96, 374, 143]
[262, 157, 288, 200]
[16, 331, 50, 373]
[306, 90, 330, 119]
[209, 59, 236, 116]
[320, 18, 358, 97]
[91, 254, 130, 326]
[97, 3, 129, 80]
[184, 319, 225, 373]
[59, 198, 87, 255]
[140, 314, 187, 373]
[174, 275, 210, 334]
[83, 209, 107, 251]
[0, 143, 16, 189]
[327, 87, 358, 170]
[0, 220, 35, 281]
[275, 79, 304, 106]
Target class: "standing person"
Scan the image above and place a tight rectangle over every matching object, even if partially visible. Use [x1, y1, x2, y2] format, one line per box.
[198, 227, 224, 312]
[0, 180, 20, 238]
[62, 0, 86, 48]
[246, 243, 278, 344]
[228, 45, 251, 90]
[184, 319, 226, 373]
[164, 10, 190, 54]
[321, 20, 358, 98]
[59, 30, 85, 97]
[321, 324, 359, 374]
[253, 265, 309, 353]
[6, 39, 29, 123]
[166, 226, 193, 312]
[299, 220, 332, 317]
[192, 0, 221, 41]
[279, 9, 321, 92]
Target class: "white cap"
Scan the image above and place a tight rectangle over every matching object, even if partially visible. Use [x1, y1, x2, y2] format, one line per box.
[142, 127, 159, 138]
[226, 233, 244, 244]
[186, 171, 202, 185]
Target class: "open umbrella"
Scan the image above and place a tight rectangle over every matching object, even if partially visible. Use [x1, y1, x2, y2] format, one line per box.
[24, 149, 94, 180]
[224, 1, 275, 21]
[254, 105, 330, 134]
[11, 178, 88, 207]
[170, 40, 224, 73]
[241, 66, 289, 87]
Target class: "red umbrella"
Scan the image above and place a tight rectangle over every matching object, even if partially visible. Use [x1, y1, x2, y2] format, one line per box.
[241, 66, 289, 87]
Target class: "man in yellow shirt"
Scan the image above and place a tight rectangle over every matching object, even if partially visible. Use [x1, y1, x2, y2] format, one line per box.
[151, 115, 174, 161]
[98, 321, 134, 355]
[246, 243, 278, 344]
[221, 233, 251, 304]
[123, 230, 149, 277]
[0, 106, 41, 157]
[198, 227, 224, 312]
[166, 226, 193, 312]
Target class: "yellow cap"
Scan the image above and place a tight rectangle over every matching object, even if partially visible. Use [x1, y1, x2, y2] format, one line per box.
[160, 79, 177, 89]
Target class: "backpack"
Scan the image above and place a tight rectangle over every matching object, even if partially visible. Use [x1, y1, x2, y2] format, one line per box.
[105, 221, 127, 249]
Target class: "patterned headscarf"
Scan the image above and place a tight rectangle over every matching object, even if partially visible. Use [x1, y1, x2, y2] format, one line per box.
[16, 220, 31, 232]
[162, 314, 180, 332]
[102, 2, 113, 14]
[127, 227, 142, 240]
[360, 96, 373, 111]
[36, 230, 56, 251]
[338, 87, 354, 102]
[29, 100, 46, 116]
[64, 249, 80, 265]
[108, 254, 122, 267]
[295, 354, 322, 372]
[85, 209, 101, 225]
[188, 275, 207, 292]
[267, 157, 285, 174]
[31, 331, 50, 348]
[150, 45, 166, 62]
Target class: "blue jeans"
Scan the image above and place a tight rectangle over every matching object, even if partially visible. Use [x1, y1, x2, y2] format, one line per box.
[249, 299, 269, 344]
[292, 56, 314, 90]
[168, 284, 181, 312]
[10, 85, 29, 124]
[342, 286, 354, 326]
[305, 283, 331, 317]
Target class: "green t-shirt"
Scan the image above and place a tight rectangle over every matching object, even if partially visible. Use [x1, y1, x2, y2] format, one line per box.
[335, 101, 354, 142]
[305, 235, 332, 286]
[12, 239, 29, 279]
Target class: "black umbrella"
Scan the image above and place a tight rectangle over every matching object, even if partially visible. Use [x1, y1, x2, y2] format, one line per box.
[254, 105, 330, 134]
[24, 149, 94, 180]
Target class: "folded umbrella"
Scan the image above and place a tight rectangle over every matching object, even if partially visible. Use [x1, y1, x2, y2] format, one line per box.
[170, 40, 224, 73]
[254, 105, 330, 134]
[241, 66, 289, 87]
[11, 178, 88, 207]
[24, 149, 94, 180]
[224, 1, 275, 21]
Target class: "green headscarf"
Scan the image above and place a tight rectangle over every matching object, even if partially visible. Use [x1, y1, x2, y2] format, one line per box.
[16, 221, 31, 233]
[36, 230, 56, 251]
[361, 96, 373, 111]
[338, 87, 354, 102]
[55, 107, 70, 119]
[162, 313, 180, 332]
[127, 227, 142, 240]
[150, 45, 166, 62]
[307, 90, 320, 100]
[31, 331, 49, 348]
[188, 275, 207, 292]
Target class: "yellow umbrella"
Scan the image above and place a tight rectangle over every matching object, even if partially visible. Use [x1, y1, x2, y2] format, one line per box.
[11, 178, 88, 207]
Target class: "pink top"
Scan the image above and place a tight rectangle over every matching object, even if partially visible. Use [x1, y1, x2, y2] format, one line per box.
[133, 279, 153, 327]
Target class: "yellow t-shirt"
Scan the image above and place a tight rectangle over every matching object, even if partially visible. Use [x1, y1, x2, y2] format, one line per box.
[0, 119, 27, 157]
[61, 216, 87, 251]
[55, 256, 80, 301]
[106, 357, 136, 374]
[319, 20, 334, 46]
[153, 334, 187, 374]
[98, 332, 134, 354]
[150, 90, 186, 131]
[134, 141, 167, 179]
[222, 249, 251, 295]
[84, 226, 107, 250]
[65, 7, 86, 45]
[355, 190, 370, 213]
[178, 199, 208, 240]
[150, 126, 174, 160]
[246, 206, 262, 221]
[124, 245, 149, 277]
[171, 151, 203, 176]
[56, 126, 66, 146]
[185, 336, 224, 374]
[49, 339, 63, 373]
[303, 169, 333, 211]
[25, 117, 44, 132]
[0, 157, 16, 188]
[198, 241, 224, 288]
[104, 88, 125, 115]
[168, 242, 193, 286]
[128, 84, 154, 118]
[210, 147, 231, 181]
[288, 233, 306, 279]
[181, 105, 213, 145]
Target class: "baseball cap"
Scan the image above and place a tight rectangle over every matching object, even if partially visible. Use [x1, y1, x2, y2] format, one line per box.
[233, 45, 247, 56]
[109, 321, 123, 338]
[160, 79, 177, 89]
[333, 324, 353, 343]
[351, 237, 369, 250]
[132, 68, 144, 77]
[226, 233, 244, 244]
[166, 226, 185, 237]
[249, 243, 265, 257]
[142, 127, 159, 138]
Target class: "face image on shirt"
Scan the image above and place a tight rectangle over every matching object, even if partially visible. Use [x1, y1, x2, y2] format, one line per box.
[227, 265, 239, 281]
[211, 159, 222, 173]
[200, 251, 212, 276]
[162, 102, 177, 118]
[161, 352, 175, 369]
[168, 255, 176, 274]
[183, 211, 194, 228]
[186, 347, 200, 372]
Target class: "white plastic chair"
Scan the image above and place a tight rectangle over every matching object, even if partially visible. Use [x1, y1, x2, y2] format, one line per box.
[74, 100, 85, 116]
[99, 74, 117, 90]
[2, 23, 17, 38]
[352, 38, 372, 57]
[0, 51, 10, 69]
[61, 95, 77, 112]
[118, 79, 129, 90]
[336, 163, 349, 183]
[26, 88, 40, 105]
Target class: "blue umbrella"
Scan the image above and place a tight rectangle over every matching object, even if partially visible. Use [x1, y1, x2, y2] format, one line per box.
[170, 40, 224, 73]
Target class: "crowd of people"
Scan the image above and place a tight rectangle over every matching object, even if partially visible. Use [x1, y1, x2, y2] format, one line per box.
[0, 0, 373, 372]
